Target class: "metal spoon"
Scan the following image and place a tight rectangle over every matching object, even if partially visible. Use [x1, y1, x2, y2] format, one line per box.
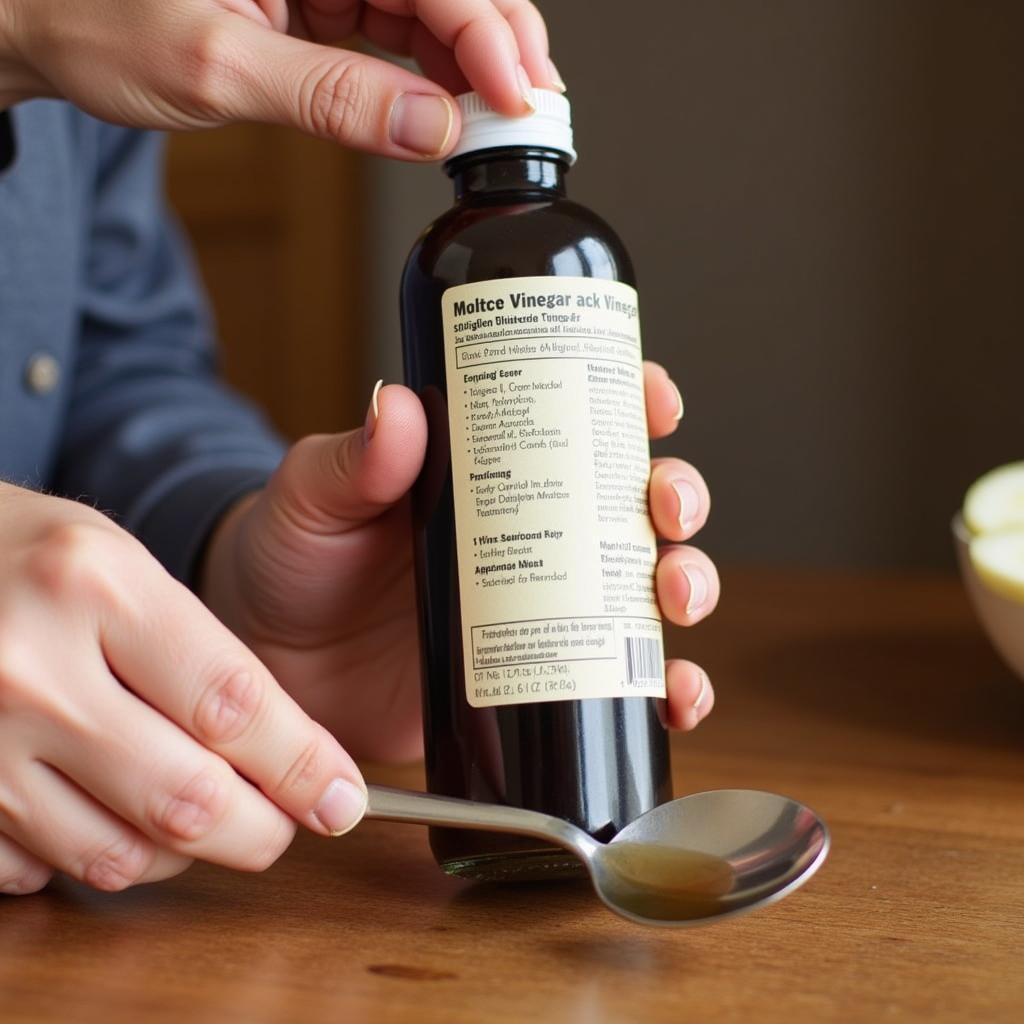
[366, 786, 829, 927]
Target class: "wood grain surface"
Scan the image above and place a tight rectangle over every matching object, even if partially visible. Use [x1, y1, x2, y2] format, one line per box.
[165, 127, 369, 441]
[2, 570, 1023, 1023]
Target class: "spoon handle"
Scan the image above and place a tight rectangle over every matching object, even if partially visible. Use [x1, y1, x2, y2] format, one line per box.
[365, 785, 592, 856]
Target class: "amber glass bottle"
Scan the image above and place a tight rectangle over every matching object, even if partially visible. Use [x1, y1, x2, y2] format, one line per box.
[401, 91, 671, 881]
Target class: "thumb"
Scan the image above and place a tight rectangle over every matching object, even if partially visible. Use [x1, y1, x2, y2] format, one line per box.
[215, 18, 459, 159]
[268, 382, 428, 532]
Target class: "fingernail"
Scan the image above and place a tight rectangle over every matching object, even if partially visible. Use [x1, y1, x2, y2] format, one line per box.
[693, 670, 709, 709]
[671, 479, 701, 533]
[670, 380, 685, 421]
[548, 58, 567, 93]
[315, 778, 368, 837]
[364, 379, 383, 445]
[517, 65, 536, 111]
[681, 563, 709, 616]
[390, 93, 454, 156]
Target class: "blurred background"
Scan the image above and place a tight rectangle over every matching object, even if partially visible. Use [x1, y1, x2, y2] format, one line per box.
[167, 0, 1023, 571]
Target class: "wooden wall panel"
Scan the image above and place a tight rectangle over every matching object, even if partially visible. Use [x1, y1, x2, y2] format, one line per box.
[166, 125, 366, 442]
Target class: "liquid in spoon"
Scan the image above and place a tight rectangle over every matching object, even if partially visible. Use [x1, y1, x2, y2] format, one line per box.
[600, 842, 737, 922]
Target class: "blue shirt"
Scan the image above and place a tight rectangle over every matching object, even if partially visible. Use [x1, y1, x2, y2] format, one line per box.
[0, 101, 286, 584]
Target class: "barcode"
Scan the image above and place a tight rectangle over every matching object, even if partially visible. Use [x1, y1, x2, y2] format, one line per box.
[624, 636, 662, 684]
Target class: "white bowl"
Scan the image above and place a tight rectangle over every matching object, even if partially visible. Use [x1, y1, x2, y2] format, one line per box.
[953, 514, 1024, 683]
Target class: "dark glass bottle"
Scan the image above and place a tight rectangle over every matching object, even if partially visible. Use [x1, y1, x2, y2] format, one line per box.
[400, 98, 671, 882]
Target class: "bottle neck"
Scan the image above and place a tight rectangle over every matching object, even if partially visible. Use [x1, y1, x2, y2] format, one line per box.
[447, 148, 569, 202]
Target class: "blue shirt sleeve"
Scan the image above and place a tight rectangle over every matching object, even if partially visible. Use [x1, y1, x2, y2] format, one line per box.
[53, 124, 287, 586]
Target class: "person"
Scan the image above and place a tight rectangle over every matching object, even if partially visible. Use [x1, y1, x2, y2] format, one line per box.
[0, 0, 720, 897]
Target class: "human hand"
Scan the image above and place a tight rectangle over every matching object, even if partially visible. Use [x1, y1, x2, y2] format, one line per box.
[0, 0, 562, 158]
[0, 483, 369, 897]
[200, 367, 719, 764]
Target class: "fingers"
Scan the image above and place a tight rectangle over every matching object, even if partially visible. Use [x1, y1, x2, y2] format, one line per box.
[408, 24, 472, 96]
[313, 1, 560, 107]
[267, 381, 428, 532]
[0, 833, 52, 896]
[96, 564, 368, 840]
[0, 496, 335, 895]
[214, 1, 565, 157]
[39, 675, 299, 872]
[362, 0, 538, 114]
[360, 10, 469, 95]
[141, 847, 200, 886]
[649, 458, 711, 543]
[665, 661, 715, 732]
[643, 361, 685, 439]
[492, 0, 557, 94]
[252, 0, 290, 33]
[216, 18, 459, 158]
[0, 761, 191, 893]
[656, 545, 720, 625]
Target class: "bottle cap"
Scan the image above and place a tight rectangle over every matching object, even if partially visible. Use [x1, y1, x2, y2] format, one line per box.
[447, 89, 576, 165]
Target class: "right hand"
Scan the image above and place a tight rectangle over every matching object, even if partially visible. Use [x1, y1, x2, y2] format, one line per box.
[0, 0, 562, 159]
[0, 483, 367, 896]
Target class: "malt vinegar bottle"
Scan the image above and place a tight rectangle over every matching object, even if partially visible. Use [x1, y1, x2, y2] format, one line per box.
[401, 90, 671, 880]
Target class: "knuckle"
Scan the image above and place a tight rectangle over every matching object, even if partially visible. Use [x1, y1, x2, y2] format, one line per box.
[326, 430, 359, 489]
[306, 61, 370, 143]
[183, 18, 242, 112]
[275, 735, 325, 800]
[22, 521, 118, 605]
[193, 666, 264, 746]
[81, 835, 152, 892]
[151, 770, 228, 843]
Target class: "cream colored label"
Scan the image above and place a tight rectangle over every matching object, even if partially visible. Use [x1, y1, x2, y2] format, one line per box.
[443, 276, 664, 708]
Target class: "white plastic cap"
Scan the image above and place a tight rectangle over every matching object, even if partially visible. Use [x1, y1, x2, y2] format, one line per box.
[447, 89, 576, 164]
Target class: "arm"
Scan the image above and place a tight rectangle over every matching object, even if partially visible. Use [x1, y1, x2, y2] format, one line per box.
[53, 122, 286, 585]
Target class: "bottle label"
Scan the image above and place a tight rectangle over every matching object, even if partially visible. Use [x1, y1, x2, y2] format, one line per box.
[442, 276, 665, 708]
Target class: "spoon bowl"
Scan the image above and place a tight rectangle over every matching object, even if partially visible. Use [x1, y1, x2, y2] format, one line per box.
[366, 785, 829, 927]
[588, 789, 829, 926]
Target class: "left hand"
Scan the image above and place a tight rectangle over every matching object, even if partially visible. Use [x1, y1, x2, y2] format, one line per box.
[200, 365, 719, 763]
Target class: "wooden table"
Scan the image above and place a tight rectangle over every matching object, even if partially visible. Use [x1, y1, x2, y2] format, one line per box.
[3, 571, 1024, 1023]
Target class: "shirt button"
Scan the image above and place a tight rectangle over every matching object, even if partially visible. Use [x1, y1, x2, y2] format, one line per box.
[24, 353, 61, 395]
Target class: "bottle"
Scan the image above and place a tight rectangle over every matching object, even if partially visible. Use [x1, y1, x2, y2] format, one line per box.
[400, 89, 671, 881]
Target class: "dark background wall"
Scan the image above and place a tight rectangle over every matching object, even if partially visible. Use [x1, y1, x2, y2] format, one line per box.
[366, 0, 1024, 569]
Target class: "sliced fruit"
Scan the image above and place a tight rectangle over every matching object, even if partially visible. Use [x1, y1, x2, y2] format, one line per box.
[969, 530, 1024, 604]
[964, 461, 1024, 534]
